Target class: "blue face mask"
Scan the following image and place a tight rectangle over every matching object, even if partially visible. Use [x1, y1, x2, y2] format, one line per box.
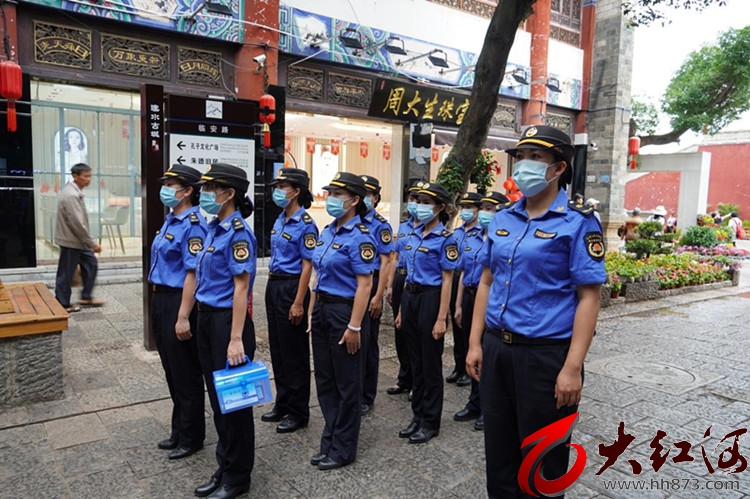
[416, 204, 436, 223]
[159, 186, 185, 208]
[460, 208, 476, 223]
[326, 196, 350, 218]
[407, 201, 418, 217]
[272, 188, 291, 208]
[478, 211, 494, 228]
[512, 159, 559, 197]
[200, 191, 224, 214]
[364, 196, 373, 211]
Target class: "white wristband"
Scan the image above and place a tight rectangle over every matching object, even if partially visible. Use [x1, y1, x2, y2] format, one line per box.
[347, 324, 361, 332]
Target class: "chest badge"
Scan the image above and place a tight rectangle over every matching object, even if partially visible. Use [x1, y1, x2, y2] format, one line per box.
[496, 229, 509, 237]
[165, 233, 174, 241]
[534, 229, 557, 239]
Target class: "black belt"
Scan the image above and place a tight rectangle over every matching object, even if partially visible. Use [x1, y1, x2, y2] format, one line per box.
[464, 286, 478, 296]
[396, 267, 406, 276]
[405, 283, 441, 293]
[268, 272, 301, 281]
[488, 328, 570, 346]
[196, 302, 231, 312]
[152, 284, 182, 293]
[316, 292, 354, 306]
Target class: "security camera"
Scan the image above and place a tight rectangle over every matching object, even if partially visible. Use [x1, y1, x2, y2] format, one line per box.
[589, 142, 598, 151]
[253, 54, 266, 67]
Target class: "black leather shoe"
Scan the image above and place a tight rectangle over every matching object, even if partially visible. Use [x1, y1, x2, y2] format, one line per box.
[276, 417, 307, 434]
[206, 483, 250, 499]
[317, 457, 346, 471]
[310, 453, 327, 466]
[386, 385, 410, 395]
[474, 415, 485, 431]
[453, 408, 481, 422]
[194, 477, 220, 497]
[446, 370, 460, 383]
[169, 445, 203, 460]
[361, 403, 372, 416]
[409, 427, 439, 444]
[456, 374, 472, 387]
[158, 437, 178, 450]
[261, 409, 283, 422]
[398, 421, 419, 438]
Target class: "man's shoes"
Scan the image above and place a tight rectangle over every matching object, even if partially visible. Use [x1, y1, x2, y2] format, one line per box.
[386, 385, 410, 395]
[317, 457, 346, 471]
[157, 437, 178, 450]
[474, 415, 485, 431]
[361, 403, 372, 416]
[168, 445, 202, 460]
[194, 477, 220, 497]
[310, 453, 327, 466]
[446, 370, 460, 383]
[276, 417, 307, 433]
[398, 421, 420, 438]
[456, 374, 472, 387]
[409, 428, 439, 444]
[261, 409, 283, 422]
[453, 408, 481, 422]
[79, 298, 106, 307]
[206, 483, 250, 499]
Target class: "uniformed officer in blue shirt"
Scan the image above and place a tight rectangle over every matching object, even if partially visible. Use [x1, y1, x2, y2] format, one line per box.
[359, 175, 394, 415]
[384, 180, 422, 396]
[148, 164, 207, 460]
[261, 168, 318, 434]
[309, 172, 376, 471]
[193, 163, 258, 499]
[452, 191, 508, 432]
[394, 182, 458, 445]
[447, 192, 483, 388]
[466, 126, 606, 498]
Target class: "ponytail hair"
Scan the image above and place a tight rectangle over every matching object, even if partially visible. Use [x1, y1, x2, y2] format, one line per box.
[298, 188, 313, 209]
[354, 197, 368, 218]
[231, 189, 254, 218]
[438, 206, 450, 225]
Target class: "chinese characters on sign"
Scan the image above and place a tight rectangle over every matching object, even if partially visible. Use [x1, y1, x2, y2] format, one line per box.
[368, 78, 471, 127]
[168, 134, 253, 171]
[148, 103, 162, 153]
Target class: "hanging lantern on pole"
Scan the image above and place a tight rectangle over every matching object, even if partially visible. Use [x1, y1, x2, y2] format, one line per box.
[628, 136, 640, 170]
[258, 93, 276, 148]
[0, 61, 23, 132]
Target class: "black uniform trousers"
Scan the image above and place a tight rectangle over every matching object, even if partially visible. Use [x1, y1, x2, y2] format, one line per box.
[196, 308, 256, 488]
[390, 270, 411, 390]
[401, 286, 444, 431]
[151, 289, 205, 448]
[450, 271, 466, 375]
[54, 246, 98, 307]
[265, 278, 311, 424]
[460, 290, 480, 413]
[362, 273, 380, 407]
[311, 299, 363, 464]
[480, 331, 579, 498]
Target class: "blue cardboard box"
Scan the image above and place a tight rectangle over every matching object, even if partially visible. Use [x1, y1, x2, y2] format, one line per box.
[213, 359, 272, 414]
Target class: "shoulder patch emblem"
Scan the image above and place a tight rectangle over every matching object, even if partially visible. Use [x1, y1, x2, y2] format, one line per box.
[375, 212, 387, 223]
[584, 232, 605, 261]
[360, 242, 375, 262]
[380, 229, 392, 244]
[304, 233, 316, 249]
[188, 237, 203, 255]
[189, 212, 200, 224]
[232, 240, 250, 262]
[568, 200, 595, 217]
[445, 244, 459, 261]
[232, 218, 245, 231]
[534, 229, 557, 239]
[356, 223, 370, 234]
[496, 229, 509, 237]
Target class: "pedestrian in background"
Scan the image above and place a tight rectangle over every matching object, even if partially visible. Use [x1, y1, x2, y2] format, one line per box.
[261, 168, 317, 434]
[148, 164, 207, 461]
[360, 175, 394, 416]
[395, 182, 458, 444]
[466, 126, 606, 497]
[54, 162, 104, 313]
[193, 163, 258, 499]
[586, 197, 601, 223]
[309, 172, 375, 470]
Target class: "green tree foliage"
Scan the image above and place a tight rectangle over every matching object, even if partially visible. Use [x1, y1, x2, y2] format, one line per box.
[622, 0, 727, 26]
[630, 97, 660, 136]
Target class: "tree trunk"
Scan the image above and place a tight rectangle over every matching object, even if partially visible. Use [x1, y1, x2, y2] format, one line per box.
[449, 0, 536, 194]
[639, 127, 690, 147]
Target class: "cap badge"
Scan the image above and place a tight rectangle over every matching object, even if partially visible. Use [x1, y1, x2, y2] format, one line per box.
[205, 165, 212, 173]
[333, 173, 341, 180]
[525, 127, 538, 137]
[362, 176, 368, 182]
[423, 183, 430, 189]
[463, 193, 469, 199]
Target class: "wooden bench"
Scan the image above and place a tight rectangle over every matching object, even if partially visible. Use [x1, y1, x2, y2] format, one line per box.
[0, 281, 69, 407]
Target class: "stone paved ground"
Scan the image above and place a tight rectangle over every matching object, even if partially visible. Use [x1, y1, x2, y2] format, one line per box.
[1, 270, 750, 498]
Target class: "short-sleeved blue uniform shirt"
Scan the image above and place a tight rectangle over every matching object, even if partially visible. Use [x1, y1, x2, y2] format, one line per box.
[269, 207, 318, 274]
[313, 217, 377, 299]
[362, 209, 394, 271]
[394, 218, 417, 269]
[478, 189, 606, 339]
[148, 206, 208, 288]
[453, 223, 482, 272]
[195, 211, 258, 308]
[460, 229, 487, 288]
[403, 222, 459, 286]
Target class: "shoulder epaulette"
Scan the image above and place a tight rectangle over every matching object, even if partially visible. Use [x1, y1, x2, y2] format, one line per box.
[189, 212, 200, 224]
[356, 223, 370, 234]
[441, 229, 452, 238]
[497, 201, 517, 212]
[301, 212, 313, 224]
[567, 200, 595, 216]
[232, 217, 245, 231]
[374, 212, 387, 223]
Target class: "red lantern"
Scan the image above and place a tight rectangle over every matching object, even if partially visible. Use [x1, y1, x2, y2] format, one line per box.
[359, 142, 368, 159]
[284, 135, 291, 153]
[503, 179, 514, 191]
[306, 137, 316, 154]
[0, 61, 23, 132]
[330, 139, 340, 156]
[628, 136, 640, 170]
[431, 147, 439, 163]
[382, 143, 391, 161]
[258, 93, 276, 148]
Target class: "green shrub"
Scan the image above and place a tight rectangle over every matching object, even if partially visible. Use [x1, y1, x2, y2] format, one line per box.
[625, 238, 660, 258]
[716, 202, 740, 217]
[635, 221, 666, 238]
[680, 226, 718, 248]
